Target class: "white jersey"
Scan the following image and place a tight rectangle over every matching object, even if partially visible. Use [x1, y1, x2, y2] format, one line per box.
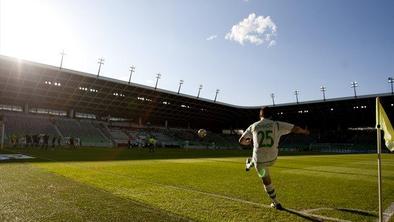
[242, 118, 294, 164]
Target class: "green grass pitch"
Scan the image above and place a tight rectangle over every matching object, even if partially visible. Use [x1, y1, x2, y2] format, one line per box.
[0, 147, 393, 222]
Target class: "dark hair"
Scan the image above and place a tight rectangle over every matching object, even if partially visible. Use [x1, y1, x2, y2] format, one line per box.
[259, 106, 272, 118]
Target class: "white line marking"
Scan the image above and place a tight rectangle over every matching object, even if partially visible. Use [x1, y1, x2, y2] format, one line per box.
[303, 207, 334, 213]
[66, 164, 354, 222]
[383, 202, 394, 222]
[20, 152, 363, 222]
[0, 154, 35, 160]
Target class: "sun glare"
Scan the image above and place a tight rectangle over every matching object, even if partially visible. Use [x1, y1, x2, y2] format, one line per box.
[0, 0, 75, 63]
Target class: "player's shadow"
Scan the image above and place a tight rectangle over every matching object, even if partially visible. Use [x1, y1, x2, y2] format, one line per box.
[283, 207, 377, 222]
[0, 147, 251, 164]
[336, 208, 377, 217]
[282, 208, 324, 222]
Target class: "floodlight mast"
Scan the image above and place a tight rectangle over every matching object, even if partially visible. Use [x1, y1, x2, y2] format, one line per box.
[97, 57, 105, 77]
[214, 89, 220, 102]
[177, 80, 184, 94]
[294, 90, 300, 104]
[59, 50, 66, 69]
[154, 73, 161, 89]
[320, 86, 327, 101]
[270, 93, 275, 106]
[128, 66, 135, 84]
[388, 77, 394, 94]
[351, 81, 358, 98]
[197, 85, 203, 98]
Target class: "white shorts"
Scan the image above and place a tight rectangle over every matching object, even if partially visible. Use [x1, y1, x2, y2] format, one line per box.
[254, 160, 275, 178]
[252, 147, 278, 164]
[251, 147, 278, 177]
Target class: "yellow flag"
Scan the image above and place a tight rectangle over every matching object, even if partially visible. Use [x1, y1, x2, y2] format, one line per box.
[376, 98, 394, 152]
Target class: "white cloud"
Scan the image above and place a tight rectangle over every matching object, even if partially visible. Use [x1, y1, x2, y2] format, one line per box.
[206, 35, 217, 41]
[225, 13, 277, 47]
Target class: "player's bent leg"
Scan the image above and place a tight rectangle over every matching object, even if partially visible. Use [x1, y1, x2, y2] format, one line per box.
[256, 164, 283, 210]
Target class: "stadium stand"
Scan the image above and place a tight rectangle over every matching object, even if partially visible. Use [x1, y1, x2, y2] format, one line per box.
[54, 118, 112, 147]
[137, 127, 180, 147]
[107, 128, 129, 145]
[1, 112, 112, 147]
[1, 55, 394, 153]
[3, 112, 58, 137]
[0, 108, 378, 151]
[92, 122, 114, 144]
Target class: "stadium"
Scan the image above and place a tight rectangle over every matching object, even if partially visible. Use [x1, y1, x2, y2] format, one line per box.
[0, 54, 393, 222]
[1, 1, 394, 221]
[0, 54, 393, 151]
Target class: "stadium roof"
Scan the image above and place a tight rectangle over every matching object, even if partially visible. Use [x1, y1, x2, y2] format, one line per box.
[0, 54, 393, 130]
[0, 55, 257, 129]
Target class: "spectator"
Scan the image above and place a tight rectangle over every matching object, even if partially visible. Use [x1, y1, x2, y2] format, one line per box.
[70, 137, 74, 148]
[26, 134, 31, 148]
[57, 136, 61, 147]
[43, 134, 49, 150]
[39, 134, 44, 148]
[32, 134, 38, 147]
[52, 136, 56, 148]
[11, 134, 17, 147]
[75, 137, 80, 148]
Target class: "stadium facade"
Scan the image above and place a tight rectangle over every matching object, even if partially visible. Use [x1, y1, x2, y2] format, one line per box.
[0, 55, 393, 150]
[0, 55, 255, 131]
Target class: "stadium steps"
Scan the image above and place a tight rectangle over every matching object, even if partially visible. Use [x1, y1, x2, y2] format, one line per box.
[53, 124, 64, 137]
[93, 122, 115, 144]
[55, 118, 112, 147]
[2, 112, 59, 138]
[108, 128, 129, 146]
[93, 123, 113, 147]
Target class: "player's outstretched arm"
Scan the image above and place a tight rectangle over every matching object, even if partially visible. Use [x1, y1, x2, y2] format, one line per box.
[291, 126, 310, 136]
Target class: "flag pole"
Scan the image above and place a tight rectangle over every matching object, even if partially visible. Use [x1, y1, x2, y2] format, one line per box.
[376, 97, 383, 222]
[0, 121, 4, 150]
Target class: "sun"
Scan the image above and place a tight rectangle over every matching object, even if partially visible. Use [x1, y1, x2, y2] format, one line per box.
[0, 0, 75, 63]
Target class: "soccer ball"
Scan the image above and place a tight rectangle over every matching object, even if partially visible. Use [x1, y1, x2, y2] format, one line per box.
[197, 129, 207, 138]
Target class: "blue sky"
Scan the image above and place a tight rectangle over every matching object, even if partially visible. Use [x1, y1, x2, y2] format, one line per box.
[0, 0, 393, 106]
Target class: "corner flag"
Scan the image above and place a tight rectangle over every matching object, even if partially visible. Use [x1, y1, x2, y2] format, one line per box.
[375, 97, 393, 222]
[376, 97, 394, 152]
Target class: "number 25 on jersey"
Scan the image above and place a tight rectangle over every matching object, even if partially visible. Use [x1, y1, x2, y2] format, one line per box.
[257, 130, 273, 148]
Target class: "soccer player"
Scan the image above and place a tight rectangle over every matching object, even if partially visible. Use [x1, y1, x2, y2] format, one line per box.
[52, 135, 56, 148]
[148, 136, 156, 152]
[239, 106, 309, 210]
[43, 134, 49, 150]
[57, 136, 61, 147]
